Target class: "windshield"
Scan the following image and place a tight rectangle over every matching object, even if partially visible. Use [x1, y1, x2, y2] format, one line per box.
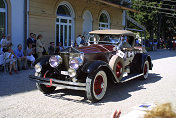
[89, 34, 121, 45]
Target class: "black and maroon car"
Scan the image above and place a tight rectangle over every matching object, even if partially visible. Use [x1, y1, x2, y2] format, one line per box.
[29, 30, 153, 102]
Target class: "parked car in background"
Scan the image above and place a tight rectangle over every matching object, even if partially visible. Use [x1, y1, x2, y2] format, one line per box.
[29, 30, 153, 102]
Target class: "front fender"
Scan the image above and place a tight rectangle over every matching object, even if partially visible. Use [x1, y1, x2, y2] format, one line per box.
[81, 61, 120, 83]
[34, 55, 51, 66]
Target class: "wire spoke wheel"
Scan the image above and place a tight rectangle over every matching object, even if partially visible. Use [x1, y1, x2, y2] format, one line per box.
[116, 62, 123, 78]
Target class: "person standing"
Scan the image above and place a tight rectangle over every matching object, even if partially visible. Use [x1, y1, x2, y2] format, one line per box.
[173, 39, 176, 50]
[168, 39, 173, 51]
[27, 33, 34, 46]
[36, 34, 45, 58]
[55, 42, 64, 54]
[80, 36, 86, 46]
[48, 42, 55, 55]
[76, 35, 82, 46]
[14, 44, 27, 70]
[0, 34, 6, 52]
[1, 34, 12, 52]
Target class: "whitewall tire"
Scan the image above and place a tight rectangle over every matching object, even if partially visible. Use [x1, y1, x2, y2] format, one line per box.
[142, 61, 149, 79]
[86, 69, 107, 102]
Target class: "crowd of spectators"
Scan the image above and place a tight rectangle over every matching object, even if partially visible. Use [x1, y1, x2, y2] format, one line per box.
[0, 33, 88, 75]
[0, 33, 38, 75]
[145, 38, 176, 51]
[74, 35, 86, 47]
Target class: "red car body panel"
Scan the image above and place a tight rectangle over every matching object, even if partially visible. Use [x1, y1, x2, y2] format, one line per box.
[78, 44, 115, 53]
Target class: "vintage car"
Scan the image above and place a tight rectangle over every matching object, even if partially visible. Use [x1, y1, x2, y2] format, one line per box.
[29, 30, 153, 102]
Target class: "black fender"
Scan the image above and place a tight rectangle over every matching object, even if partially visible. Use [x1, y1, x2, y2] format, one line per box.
[130, 53, 153, 74]
[81, 60, 120, 83]
[34, 55, 51, 66]
[33, 55, 52, 75]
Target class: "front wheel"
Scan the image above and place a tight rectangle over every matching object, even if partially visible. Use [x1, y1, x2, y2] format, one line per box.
[36, 83, 56, 94]
[142, 60, 149, 79]
[86, 69, 107, 102]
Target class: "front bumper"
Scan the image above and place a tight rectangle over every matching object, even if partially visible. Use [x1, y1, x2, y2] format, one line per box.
[29, 75, 86, 91]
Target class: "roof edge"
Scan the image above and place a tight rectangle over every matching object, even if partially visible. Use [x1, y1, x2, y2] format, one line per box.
[94, 0, 137, 13]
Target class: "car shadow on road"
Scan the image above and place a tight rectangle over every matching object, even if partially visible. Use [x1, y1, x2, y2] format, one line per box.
[101, 73, 162, 103]
[45, 73, 162, 105]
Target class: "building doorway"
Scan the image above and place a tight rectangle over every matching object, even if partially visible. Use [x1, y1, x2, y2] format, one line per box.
[0, 0, 7, 38]
[56, 2, 75, 47]
[82, 10, 93, 40]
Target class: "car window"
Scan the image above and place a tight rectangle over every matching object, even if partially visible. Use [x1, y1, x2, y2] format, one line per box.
[121, 36, 132, 48]
[89, 35, 121, 45]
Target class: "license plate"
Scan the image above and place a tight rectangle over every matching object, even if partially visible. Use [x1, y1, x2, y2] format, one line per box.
[61, 71, 69, 75]
[117, 50, 125, 58]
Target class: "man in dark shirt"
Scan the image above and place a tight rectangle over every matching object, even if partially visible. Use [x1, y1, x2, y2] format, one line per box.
[27, 33, 34, 46]
[48, 42, 55, 55]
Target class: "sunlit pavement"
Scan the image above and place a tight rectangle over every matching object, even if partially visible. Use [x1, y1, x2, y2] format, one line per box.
[0, 49, 176, 118]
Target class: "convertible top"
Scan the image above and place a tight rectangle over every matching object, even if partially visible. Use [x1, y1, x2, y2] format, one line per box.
[89, 29, 135, 37]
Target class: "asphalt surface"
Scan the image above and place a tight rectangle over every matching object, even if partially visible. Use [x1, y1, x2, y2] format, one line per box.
[0, 49, 176, 118]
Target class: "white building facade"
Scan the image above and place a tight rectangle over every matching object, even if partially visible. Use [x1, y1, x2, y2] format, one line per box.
[0, 0, 135, 50]
[0, 0, 26, 49]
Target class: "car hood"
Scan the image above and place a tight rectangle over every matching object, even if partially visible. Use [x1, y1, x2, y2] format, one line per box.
[78, 44, 116, 53]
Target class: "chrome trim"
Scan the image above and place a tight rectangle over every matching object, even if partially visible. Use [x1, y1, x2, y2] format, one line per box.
[120, 73, 144, 83]
[36, 81, 86, 91]
[29, 75, 86, 87]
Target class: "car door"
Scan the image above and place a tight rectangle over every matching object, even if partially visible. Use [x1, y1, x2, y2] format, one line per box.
[120, 37, 135, 67]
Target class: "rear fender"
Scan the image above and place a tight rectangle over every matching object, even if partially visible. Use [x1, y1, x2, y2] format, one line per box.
[130, 53, 153, 74]
[141, 54, 153, 71]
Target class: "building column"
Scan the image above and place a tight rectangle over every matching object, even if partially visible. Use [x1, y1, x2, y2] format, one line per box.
[10, 0, 25, 49]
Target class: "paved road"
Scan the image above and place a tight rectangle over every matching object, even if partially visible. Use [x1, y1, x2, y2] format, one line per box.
[0, 49, 176, 118]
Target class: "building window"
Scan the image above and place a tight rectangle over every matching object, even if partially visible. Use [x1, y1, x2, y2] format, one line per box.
[56, 2, 75, 47]
[0, 0, 7, 38]
[99, 10, 110, 30]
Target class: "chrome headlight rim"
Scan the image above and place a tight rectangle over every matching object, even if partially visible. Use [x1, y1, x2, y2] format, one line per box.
[69, 57, 83, 70]
[35, 63, 42, 73]
[49, 55, 62, 68]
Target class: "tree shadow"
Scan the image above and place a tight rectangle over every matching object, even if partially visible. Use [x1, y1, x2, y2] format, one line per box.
[45, 73, 162, 105]
[149, 49, 176, 61]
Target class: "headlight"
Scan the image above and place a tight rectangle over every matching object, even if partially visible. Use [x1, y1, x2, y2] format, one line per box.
[68, 68, 77, 77]
[35, 63, 42, 73]
[69, 57, 83, 70]
[49, 55, 62, 68]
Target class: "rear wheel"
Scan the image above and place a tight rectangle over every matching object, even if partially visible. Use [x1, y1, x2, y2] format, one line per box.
[86, 69, 107, 102]
[142, 60, 149, 79]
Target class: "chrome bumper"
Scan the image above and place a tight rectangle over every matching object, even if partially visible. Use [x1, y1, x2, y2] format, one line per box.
[29, 75, 86, 91]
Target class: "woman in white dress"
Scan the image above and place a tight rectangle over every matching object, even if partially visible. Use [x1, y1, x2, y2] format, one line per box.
[4, 47, 17, 75]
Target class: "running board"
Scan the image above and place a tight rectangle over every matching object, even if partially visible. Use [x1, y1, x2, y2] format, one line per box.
[120, 73, 144, 83]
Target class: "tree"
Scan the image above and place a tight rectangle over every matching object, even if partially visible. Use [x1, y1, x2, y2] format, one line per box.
[127, 0, 176, 42]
